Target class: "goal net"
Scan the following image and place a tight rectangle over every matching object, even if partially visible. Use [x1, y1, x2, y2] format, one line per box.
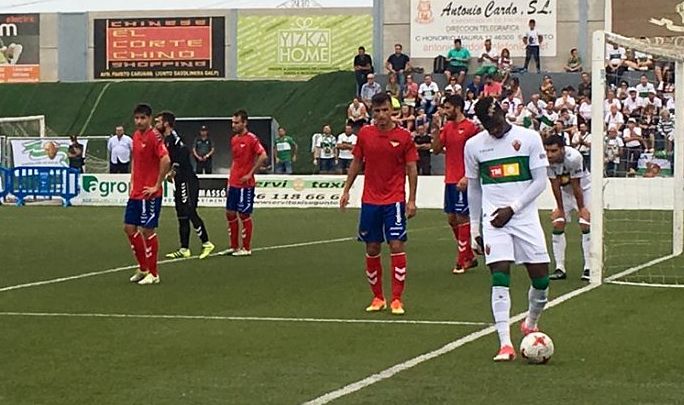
[591, 31, 684, 288]
[0, 115, 46, 138]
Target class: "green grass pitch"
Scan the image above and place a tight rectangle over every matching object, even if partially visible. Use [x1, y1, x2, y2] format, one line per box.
[0, 206, 682, 404]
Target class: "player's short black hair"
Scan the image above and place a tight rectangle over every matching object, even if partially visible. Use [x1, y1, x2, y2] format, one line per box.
[474, 97, 502, 124]
[156, 111, 176, 127]
[443, 94, 465, 111]
[233, 109, 248, 122]
[370, 92, 391, 107]
[544, 134, 566, 148]
[133, 103, 152, 117]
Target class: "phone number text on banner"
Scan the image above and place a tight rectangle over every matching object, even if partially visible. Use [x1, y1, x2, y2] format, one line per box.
[410, 0, 556, 59]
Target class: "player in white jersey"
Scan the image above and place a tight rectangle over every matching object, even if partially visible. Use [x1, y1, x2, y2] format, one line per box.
[543, 135, 591, 281]
[465, 97, 551, 362]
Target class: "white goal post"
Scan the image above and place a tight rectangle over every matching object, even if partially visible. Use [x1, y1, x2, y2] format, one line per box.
[0, 115, 46, 137]
[590, 31, 684, 285]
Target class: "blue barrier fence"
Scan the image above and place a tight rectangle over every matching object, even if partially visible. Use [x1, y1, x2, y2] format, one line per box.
[0, 167, 9, 201]
[5, 166, 80, 207]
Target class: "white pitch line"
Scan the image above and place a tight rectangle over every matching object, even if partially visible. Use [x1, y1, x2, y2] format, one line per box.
[604, 253, 678, 282]
[302, 282, 601, 405]
[0, 311, 490, 327]
[606, 280, 684, 289]
[0, 236, 355, 293]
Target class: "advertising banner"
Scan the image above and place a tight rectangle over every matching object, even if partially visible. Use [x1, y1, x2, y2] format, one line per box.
[11, 138, 88, 168]
[0, 14, 40, 82]
[237, 15, 372, 79]
[94, 16, 226, 79]
[410, 0, 556, 58]
[77, 173, 173, 206]
[612, 0, 684, 48]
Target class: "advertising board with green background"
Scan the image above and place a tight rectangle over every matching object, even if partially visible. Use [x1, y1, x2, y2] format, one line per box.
[237, 15, 372, 79]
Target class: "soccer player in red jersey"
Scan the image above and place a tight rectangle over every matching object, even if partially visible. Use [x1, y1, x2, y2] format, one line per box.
[225, 110, 268, 256]
[340, 92, 419, 315]
[125, 104, 171, 285]
[432, 94, 480, 274]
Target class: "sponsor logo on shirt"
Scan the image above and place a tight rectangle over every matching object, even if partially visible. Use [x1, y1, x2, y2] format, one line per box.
[512, 139, 521, 151]
[488, 163, 520, 178]
[390, 141, 400, 147]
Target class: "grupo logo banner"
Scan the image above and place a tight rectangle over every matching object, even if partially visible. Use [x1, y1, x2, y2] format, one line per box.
[0, 14, 40, 83]
[237, 15, 372, 79]
[94, 16, 226, 79]
[77, 174, 173, 205]
[612, 0, 684, 47]
[410, 0, 556, 58]
[11, 139, 88, 167]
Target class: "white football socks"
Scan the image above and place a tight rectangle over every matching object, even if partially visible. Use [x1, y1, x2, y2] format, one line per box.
[491, 286, 512, 347]
[582, 232, 591, 270]
[552, 232, 566, 271]
[526, 286, 549, 329]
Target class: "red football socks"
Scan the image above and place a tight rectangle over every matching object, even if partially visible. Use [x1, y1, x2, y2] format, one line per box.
[226, 212, 239, 250]
[457, 222, 474, 264]
[240, 214, 253, 251]
[391, 252, 407, 301]
[365, 254, 384, 299]
[146, 233, 159, 277]
[127, 231, 147, 271]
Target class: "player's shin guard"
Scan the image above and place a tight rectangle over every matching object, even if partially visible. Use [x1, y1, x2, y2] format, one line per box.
[527, 276, 549, 330]
[365, 254, 384, 299]
[391, 252, 407, 301]
[145, 233, 159, 276]
[226, 212, 239, 250]
[178, 217, 190, 249]
[491, 272, 512, 347]
[457, 222, 474, 264]
[581, 230, 591, 270]
[127, 231, 148, 270]
[240, 214, 253, 251]
[551, 230, 566, 271]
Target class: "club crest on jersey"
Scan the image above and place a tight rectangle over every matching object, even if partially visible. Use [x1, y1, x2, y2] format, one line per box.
[389, 141, 400, 147]
[512, 139, 521, 151]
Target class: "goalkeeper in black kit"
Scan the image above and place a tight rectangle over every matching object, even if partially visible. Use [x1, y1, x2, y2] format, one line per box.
[154, 111, 215, 259]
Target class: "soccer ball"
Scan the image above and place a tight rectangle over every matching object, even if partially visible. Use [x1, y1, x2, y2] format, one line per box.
[520, 332, 554, 364]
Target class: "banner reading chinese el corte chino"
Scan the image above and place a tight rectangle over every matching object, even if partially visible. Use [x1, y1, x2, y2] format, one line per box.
[237, 14, 372, 79]
[410, 0, 556, 58]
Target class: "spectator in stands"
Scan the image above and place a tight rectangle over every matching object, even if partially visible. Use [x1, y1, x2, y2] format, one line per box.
[274, 127, 297, 174]
[336, 124, 357, 174]
[623, 118, 644, 174]
[413, 123, 432, 175]
[506, 77, 524, 102]
[605, 126, 624, 177]
[466, 74, 484, 98]
[657, 109, 674, 153]
[667, 93, 676, 113]
[554, 87, 576, 111]
[386, 73, 401, 99]
[193, 126, 214, 174]
[627, 44, 654, 71]
[540, 101, 559, 135]
[578, 95, 592, 126]
[606, 42, 627, 84]
[640, 104, 658, 153]
[503, 90, 522, 111]
[464, 89, 477, 118]
[527, 93, 546, 126]
[314, 125, 337, 174]
[623, 88, 643, 117]
[659, 69, 675, 100]
[559, 108, 578, 136]
[360, 73, 382, 107]
[636, 74, 656, 100]
[564, 48, 583, 72]
[550, 120, 571, 144]
[347, 96, 369, 132]
[386, 43, 411, 90]
[353, 46, 373, 96]
[523, 19, 543, 73]
[604, 89, 622, 115]
[397, 104, 415, 132]
[418, 74, 440, 116]
[498, 48, 512, 83]
[572, 122, 592, 169]
[616, 80, 630, 99]
[107, 125, 132, 173]
[310, 130, 322, 169]
[656, 59, 674, 88]
[540, 75, 556, 103]
[577, 72, 591, 98]
[403, 74, 419, 106]
[445, 38, 470, 84]
[482, 74, 502, 98]
[643, 89, 663, 114]
[415, 107, 429, 129]
[444, 76, 462, 96]
[68, 135, 85, 173]
[476, 38, 498, 77]
[606, 104, 625, 129]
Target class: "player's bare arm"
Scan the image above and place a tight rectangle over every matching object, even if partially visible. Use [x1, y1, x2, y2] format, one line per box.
[340, 157, 362, 210]
[550, 177, 565, 221]
[406, 161, 418, 218]
[430, 114, 444, 154]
